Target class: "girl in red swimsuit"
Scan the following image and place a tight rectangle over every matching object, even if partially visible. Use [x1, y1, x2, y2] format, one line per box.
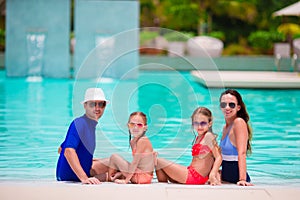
[108, 112, 156, 184]
[156, 107, 222, 185]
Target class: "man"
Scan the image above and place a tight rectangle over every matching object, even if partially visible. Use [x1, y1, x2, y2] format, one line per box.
[56, 88, 109, 184]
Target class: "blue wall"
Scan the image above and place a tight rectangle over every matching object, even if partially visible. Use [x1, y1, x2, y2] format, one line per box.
[6, 0, 70, 78]
[74, 0, 139, 79]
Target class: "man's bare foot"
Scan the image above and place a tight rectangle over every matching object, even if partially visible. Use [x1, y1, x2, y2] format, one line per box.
[94, 173, 108, 182]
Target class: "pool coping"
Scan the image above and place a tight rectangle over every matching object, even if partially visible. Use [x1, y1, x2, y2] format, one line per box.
[191, 70, 300, 88]
[1, 181, 300, 200]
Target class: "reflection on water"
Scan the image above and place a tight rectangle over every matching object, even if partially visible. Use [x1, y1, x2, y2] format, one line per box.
[26, 33, 46, 78]
[0, 70, 299, 185]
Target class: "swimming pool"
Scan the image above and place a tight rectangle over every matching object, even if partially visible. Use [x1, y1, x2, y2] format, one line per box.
[0, 69, 299, 185]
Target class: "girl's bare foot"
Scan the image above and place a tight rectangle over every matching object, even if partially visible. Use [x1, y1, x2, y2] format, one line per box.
[114, 179, 127, 184]
[110, 172, 122, 181]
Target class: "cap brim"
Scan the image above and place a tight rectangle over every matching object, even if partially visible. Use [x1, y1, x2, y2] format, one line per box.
[81, 100, 110, 104]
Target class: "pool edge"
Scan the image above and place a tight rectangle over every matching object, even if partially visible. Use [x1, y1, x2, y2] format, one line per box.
[0, 182, 299, 200]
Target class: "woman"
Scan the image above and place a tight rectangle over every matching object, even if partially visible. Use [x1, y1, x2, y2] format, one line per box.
[108, 111, 156, 184]
[155, 107, 222, 185]
[219, 89, 253, 186]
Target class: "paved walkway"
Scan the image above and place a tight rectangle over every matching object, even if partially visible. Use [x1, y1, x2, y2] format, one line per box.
[191, 70, 300, 88]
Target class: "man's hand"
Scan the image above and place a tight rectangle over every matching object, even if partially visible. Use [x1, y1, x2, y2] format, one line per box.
[82, 177, 101, 184]
[58, 146, 62, 154]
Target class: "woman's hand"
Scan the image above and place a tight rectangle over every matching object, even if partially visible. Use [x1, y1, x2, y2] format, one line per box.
[237, 180, 254, 186]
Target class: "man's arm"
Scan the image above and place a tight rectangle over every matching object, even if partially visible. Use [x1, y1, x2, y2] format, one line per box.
[64, 148, 100, 184]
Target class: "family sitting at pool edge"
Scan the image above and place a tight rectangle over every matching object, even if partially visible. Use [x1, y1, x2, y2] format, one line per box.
[56, 88, 253, 186]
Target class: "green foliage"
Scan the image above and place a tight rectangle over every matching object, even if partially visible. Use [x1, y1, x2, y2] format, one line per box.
[160, 0, 199, 31]
[270, 31, 286, 43]
[163, 31, 194, 42]
[70, 31, 75, 39]
[206, 31, 225, 41]
[293, 33, 300, 39]
[138, 0, 300, 55]
[0, 29, 5, 47]
[277, 23, 300, 38]
[140, 31, 159, 45]
[214, 1, 257, 23]
[248, 31, 269, 49]
[223, 43, 254, 55]
[248, 31, 285, 50]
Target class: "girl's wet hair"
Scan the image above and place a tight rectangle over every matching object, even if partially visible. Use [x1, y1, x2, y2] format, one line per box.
[220, 89, 252, 154]
[128, 111, 147, 125]
[128, 111, 147, 147]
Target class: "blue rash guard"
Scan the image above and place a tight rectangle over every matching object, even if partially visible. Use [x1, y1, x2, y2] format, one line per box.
[56, 115, 97, 182]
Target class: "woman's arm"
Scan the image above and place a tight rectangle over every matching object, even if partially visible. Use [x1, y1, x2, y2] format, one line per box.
[233, 118, 253, 186]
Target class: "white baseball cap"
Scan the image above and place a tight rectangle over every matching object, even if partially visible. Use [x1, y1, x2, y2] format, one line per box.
[81, 88, 109, 104]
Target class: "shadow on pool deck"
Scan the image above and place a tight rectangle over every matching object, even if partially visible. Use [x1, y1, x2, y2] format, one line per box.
[1, 181, 300, 200]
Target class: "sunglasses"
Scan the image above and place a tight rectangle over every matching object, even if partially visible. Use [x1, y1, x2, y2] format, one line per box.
[192, 121, 208, 127]
[220, 102, 236, 109]
[128, 122, 145, 129]
[88, 101, 106, 108]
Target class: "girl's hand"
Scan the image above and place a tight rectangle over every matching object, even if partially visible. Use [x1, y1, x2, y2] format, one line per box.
[208, 172, 221, 186]
[114, 179, 127, 184]
[208, 175, 221, 186]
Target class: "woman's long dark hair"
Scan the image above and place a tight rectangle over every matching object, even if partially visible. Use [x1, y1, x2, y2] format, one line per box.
[128, 111, 147, 148]
[220, 89, 252, 154]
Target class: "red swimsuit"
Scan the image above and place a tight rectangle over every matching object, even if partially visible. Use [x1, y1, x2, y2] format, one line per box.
[186, 134, 211, 184]
[131, 147, 156, 184]
[192, 143, 212, 156]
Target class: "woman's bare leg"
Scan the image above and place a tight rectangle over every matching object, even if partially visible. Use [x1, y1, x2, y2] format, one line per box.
[156, 158, 188, 184]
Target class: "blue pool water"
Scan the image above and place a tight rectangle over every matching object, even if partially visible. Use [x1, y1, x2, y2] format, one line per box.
[0, 70, 299, 185]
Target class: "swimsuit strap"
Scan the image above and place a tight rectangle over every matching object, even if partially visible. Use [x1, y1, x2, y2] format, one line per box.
[223, 124, 234, 140]
[199, 133, 206, 142]
[195, 132, 207, 144]
[227, 124, 233, 134]
[153, 151, 158, 166]
[131, 146, 137, 155]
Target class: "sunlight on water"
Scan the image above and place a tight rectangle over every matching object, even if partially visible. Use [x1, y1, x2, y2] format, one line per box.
[0, 70, 299, 185]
